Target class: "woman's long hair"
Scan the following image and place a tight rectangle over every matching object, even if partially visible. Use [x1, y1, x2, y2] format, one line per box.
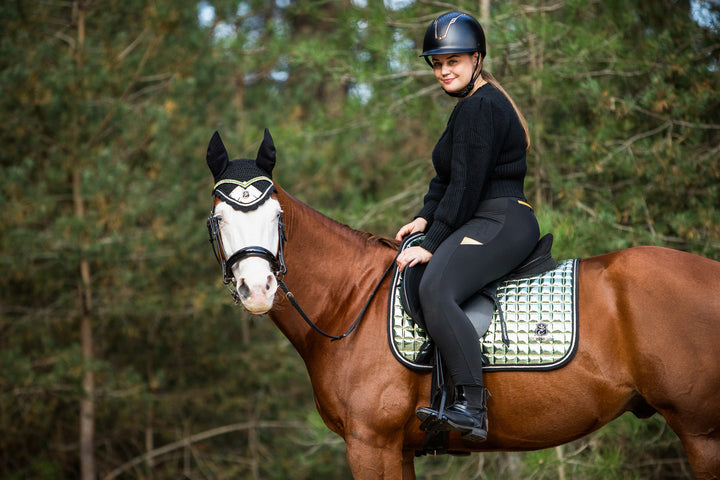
[480, 70, 531, 152]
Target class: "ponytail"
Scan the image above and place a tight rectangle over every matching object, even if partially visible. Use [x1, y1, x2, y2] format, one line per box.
[481, 70, 531, 152]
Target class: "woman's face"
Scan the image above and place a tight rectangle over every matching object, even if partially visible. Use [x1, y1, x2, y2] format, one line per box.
[431, 52, 480, 95]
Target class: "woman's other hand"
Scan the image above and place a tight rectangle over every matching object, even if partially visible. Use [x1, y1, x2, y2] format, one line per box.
[395, 217, 428, 241]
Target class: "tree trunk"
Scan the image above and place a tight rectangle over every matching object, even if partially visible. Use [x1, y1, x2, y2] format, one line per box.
[73, 2, 96, 479]
[527, 1, 546, 208]
[480, 0, 491, 70]
[75, 169, 96, 480]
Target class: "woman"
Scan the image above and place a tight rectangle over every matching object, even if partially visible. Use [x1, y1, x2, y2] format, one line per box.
[395, 11, 540, 443]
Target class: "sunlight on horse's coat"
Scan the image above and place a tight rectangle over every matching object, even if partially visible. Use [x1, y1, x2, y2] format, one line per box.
[215, 197, 282, 313]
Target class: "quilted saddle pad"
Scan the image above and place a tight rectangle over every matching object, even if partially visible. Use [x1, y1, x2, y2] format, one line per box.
[387, 257, 579, 372]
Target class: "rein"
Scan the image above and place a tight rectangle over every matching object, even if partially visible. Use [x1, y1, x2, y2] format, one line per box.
[277, 252, 400, 342]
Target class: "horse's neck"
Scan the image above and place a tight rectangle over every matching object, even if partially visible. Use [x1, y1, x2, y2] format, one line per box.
[271, 187, 394, 355]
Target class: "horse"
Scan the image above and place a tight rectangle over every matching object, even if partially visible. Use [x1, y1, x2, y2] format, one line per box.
[204, 130, 720, 479]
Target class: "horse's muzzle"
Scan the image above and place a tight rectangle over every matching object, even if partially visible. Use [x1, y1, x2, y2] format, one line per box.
[235, 269, 278, 314]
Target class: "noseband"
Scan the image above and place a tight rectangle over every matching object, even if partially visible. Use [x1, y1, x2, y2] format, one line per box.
[206, 204, 287, 303]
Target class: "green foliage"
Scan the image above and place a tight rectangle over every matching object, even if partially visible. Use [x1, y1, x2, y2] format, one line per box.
[1, 0, 718, 478]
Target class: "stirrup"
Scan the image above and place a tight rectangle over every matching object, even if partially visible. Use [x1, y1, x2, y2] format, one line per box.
[417, 373, 450, 432]
[416, 407, 441, 432]
[416, 406, 437, 423]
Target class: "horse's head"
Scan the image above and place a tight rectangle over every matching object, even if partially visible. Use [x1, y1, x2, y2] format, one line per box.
[205, 129, 285, 314]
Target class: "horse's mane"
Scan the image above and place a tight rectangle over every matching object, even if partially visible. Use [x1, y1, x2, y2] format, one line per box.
[309, 201, 399, 251]
[277, 185, 399, 254]
[369, 234, 400, 250]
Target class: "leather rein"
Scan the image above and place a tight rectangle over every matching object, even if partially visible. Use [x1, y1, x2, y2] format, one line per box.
[207, 202, 398, 341]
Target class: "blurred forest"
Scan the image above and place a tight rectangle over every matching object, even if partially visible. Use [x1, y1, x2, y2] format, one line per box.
[1, 0, 718, 478]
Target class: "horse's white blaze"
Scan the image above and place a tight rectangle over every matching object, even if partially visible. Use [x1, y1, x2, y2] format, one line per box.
[215, 198, 281, 313]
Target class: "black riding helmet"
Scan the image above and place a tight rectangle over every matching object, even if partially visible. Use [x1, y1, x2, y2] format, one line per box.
[420, 12, 486, 97]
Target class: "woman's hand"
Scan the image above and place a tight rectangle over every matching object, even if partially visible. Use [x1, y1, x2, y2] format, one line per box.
[395, 217, 428, 241]
[396, 246, 432, 272]
[395, 217, 431, 271]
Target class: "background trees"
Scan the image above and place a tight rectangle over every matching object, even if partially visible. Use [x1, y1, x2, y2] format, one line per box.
[1, 0, 718, 478]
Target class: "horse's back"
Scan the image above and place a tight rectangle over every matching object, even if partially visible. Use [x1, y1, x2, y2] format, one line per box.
[600, 244, 718, 277]
[580, 245, 720, 347]
[581, 246, 720, 320]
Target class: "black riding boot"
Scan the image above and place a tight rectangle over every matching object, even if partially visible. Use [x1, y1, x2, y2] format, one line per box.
[417, 385, 489, 443]
[442, 385, 488, 442]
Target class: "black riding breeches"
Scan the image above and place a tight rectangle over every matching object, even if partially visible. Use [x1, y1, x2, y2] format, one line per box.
[419, 197, 540, 386]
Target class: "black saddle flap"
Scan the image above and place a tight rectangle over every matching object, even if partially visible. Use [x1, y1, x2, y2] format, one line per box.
[506, 233, 557, 280]
[461, 286, 496, 339]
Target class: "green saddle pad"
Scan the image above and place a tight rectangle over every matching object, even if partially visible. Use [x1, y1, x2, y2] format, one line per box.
[387, 257, 579, 372]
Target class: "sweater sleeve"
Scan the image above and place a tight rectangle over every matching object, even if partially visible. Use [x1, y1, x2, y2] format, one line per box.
[416, 174, 446, 223]
[421, 97, 495, 253]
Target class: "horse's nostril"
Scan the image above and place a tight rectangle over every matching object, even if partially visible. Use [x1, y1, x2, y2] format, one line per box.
[266, 275, 274, 291]
[237, 279, 250, 299]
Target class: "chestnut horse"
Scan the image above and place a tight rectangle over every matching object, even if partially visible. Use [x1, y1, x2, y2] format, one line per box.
[205, 131, 720, 479]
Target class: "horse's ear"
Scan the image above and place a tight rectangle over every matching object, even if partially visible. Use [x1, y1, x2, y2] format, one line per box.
[256, 128, 276, 177]
[207, 131, 229, 181]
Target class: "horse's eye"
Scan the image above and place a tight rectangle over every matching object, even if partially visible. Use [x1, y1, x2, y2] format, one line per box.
[216, 216, 223, 223]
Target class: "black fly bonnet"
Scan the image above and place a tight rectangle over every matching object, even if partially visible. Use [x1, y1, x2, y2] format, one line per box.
[207, 129, 277, 212]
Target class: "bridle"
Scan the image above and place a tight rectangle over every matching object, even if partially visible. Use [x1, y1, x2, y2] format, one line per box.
[206, 200, 287, 303]
[206, 197, 398, 342]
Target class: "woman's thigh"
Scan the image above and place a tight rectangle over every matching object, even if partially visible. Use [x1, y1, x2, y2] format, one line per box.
[420, 201, 538, 307]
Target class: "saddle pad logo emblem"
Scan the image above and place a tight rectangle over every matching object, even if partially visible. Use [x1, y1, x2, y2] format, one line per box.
[535, 322, 548, 337]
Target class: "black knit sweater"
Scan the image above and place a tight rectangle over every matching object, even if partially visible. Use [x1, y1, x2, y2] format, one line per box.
[417, 83, 528, 253]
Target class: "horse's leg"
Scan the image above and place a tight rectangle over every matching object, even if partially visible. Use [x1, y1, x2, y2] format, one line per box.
[674, 433, 720, 479]
[342, 440, 417, 479]
[669, 420, 720, 480]
[662, 386, 720, 478]
[344, 431, 408, 479]
[402, 449, 417, 480]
